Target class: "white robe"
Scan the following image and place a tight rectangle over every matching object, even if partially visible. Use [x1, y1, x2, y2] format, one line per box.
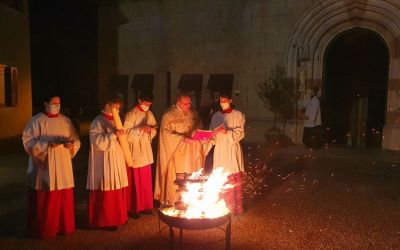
[86, 114, 128, 191]
[124, 107, 157, 168]
[22, 113, 80, 191]
[304, 96, 321, 128]
[154, 105, 203, 205]
[209, 109, 245, 174]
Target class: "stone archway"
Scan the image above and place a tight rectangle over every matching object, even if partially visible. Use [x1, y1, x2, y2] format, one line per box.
[287, 0, 400, 150]
[324, 28, 389, 147]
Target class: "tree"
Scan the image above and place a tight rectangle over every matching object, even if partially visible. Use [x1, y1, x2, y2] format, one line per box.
[257, 65, 296, 134]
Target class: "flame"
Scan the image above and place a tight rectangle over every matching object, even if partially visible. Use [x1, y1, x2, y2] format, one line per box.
[161, 167, 232, 219]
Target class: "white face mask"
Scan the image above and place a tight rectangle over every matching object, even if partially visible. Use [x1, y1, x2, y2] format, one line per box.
[140, 104, 149, 112]
[46, 104, 61, 115]
[220, 102, 230, 110]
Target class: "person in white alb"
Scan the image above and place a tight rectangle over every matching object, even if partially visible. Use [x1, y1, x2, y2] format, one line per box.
[209, 92, 245, 215]
[302, 86, 322, 149]
[22, 95, 80, 238]
[86, 93, 128, 229]
[123, 92, 157, 218]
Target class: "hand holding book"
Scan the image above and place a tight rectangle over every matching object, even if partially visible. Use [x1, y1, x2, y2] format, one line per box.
[191, 130, 214, 141]
[213, 124, 226, 135]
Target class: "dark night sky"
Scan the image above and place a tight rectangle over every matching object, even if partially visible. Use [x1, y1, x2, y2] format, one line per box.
[29, 0, 98, 119]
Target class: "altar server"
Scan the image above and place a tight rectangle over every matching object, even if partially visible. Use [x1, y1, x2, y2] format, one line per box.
[22, 95, 80, 238]
[86, 93, 128, 229]
[209, 92, 245, 215]
[124, 92, 157, 217]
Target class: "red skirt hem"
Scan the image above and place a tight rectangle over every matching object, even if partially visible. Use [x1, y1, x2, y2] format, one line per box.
[87, 189, 127, 228]
[28, 187, 75, 239]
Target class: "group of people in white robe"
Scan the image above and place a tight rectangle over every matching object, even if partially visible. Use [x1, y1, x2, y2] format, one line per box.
[22, 91, 245, 239]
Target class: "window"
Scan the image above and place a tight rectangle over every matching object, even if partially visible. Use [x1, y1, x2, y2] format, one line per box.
[207, 74, 233, 93]
[0, 64, 18, 107]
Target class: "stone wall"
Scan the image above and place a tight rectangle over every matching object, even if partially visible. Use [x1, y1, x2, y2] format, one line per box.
[111, 0, 315, 140]
[98, 0, 400, 149]
[0, 1, 32, 138]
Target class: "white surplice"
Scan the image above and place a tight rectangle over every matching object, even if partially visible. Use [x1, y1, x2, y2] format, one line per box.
[209, 109, 245, 174]
[22, 113, 81, 191]
[86, 114, 128, 191]
[123, 107, 157, 168]
[304, 95, 321, 128]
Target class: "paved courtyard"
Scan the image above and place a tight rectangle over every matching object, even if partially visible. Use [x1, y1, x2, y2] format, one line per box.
[0, 138, 399, 249]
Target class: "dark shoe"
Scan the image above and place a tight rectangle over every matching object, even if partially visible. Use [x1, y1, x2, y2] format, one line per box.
[103, 226, 120, 231]
[141, 209, 153, 215]
[128, 212, 141, 219]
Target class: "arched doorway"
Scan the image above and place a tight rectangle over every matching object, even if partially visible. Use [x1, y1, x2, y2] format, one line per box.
[323, 28, 389, 147]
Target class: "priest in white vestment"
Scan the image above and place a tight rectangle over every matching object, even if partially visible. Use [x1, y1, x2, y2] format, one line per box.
[124, 92, 157, 217]
[22, 95, 80, 238]
[154, 93, 204, 205]
[209, 92, 245, 215]
[86, 93, 128, 229]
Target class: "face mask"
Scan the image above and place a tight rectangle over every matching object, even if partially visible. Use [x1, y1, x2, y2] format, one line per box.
[220, 102, 230, 110]
[140, 104, 149, 112]
[46, 104, 60, 115]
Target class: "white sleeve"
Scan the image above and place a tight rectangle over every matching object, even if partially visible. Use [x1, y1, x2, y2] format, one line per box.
[22, 118, 48, 161]
[124, 112, 141, 142]
[305, 99, 319, 122]
[148, 111, 158, 141]
[89, 119, 117, 151]
[66, 118, 81, 157]
[227, 112, 245, 144]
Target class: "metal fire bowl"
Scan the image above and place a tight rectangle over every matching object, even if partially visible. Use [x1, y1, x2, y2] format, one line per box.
[158, 209, 231, 230]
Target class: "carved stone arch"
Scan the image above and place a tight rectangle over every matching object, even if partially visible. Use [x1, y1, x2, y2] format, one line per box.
[287, 0, 400, 150]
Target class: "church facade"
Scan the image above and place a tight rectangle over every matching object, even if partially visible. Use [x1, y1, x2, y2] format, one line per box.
[98, 0, 400, 150]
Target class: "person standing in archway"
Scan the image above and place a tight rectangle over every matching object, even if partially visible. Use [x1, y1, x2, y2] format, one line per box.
[302, 86, 321, 149]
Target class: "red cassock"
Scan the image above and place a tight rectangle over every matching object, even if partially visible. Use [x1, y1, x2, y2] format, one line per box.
[126, 165, 154, 213]
[28, 188, 75, 238]
[222, 172, 243, 215]
[87, 189, 127, 228]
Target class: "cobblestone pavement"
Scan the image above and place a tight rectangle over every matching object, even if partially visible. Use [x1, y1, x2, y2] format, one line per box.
[0, 141, 399, 249]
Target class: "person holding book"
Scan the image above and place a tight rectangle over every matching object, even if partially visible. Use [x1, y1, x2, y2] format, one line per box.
[209, 92, 245, 215]
[22, 94, 81, 238]
[154, 92, 204, 206]
[123, 92, 157, 217]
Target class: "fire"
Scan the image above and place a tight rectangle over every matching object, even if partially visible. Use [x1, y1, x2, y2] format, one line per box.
[161, 167, 232, 219]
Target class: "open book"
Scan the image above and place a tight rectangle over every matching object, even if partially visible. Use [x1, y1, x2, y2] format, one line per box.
[191, 130, 214, 140]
